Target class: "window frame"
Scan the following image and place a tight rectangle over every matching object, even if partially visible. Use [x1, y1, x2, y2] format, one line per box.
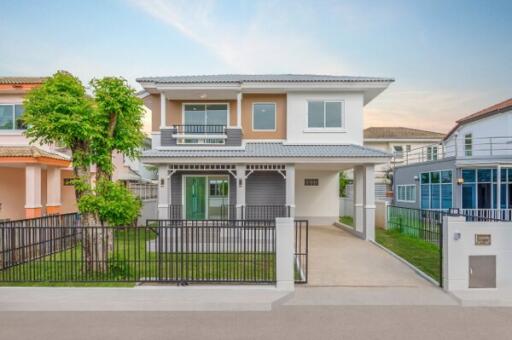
[181, 103, 230, 127]
[251, 102, 277, 132]
[0, 103, 25, 132]
[396, 184, 416, 203]
[419, 169, 454, 210]
[306, 100, 345, 130]
[464, 133, 473, 157]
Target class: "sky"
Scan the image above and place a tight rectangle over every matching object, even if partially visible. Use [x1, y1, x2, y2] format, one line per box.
[1, 0, 511, 134]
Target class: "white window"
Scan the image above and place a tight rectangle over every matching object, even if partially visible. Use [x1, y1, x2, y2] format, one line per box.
[307, 101, 343, 128]
[427, 146, 438, 160]
[0, 104, 25, 130]
[464, 133, 473, 157]
[397, 184, 416, 202]
[393, 145, 404, 158]
[252, 103, 276, 131]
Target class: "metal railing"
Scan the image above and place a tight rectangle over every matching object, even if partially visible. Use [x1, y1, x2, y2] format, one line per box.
[172, 125, 226, 135]
[242, 205, 291, 220]
[294, 220, 308, 284]
[0, 220, 276, 284]
[387, 206, 444, 245]
[0, 213, 80, 270]
[459, 209, 512, 222]
[127, 182, 157, 200]
[394, 135, 512, 166]
[168, 204, 290, 220]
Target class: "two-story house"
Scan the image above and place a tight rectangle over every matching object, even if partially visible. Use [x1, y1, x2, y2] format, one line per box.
[393, 97, 512, 220]
[0, 77, 77, 219]
[138, 74, 393, 238]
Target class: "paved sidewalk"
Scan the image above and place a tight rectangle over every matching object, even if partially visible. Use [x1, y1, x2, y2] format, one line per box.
[0, 286, 291, 311]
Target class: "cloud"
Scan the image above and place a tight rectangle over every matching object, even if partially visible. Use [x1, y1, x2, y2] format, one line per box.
[364, 87, 490, 133]
[126, 0, 349, 74]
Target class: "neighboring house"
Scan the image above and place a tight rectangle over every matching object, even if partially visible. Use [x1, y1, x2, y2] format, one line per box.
[0, 77, 77, 219]
[0, 77, 156, 220]
[138, 74, 393, 232]
[364, 127, 444, 197]
[393, 97, 512, 219]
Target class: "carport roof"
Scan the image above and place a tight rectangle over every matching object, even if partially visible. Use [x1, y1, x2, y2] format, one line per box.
[142, 142, 391, 159]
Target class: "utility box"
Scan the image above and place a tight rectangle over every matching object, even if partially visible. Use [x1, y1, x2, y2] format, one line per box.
[469, 255, 496, 288]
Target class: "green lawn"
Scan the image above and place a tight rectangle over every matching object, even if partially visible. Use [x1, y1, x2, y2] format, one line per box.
[0, 228, 276, 286]
[375, 228, 441, 283]
[339, 216, 354, 227]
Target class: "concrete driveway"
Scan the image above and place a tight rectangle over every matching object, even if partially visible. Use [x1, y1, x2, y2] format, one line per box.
[306, 225, 435, 287]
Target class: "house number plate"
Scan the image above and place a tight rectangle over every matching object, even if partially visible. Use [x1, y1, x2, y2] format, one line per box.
[475, 234, 491, 246]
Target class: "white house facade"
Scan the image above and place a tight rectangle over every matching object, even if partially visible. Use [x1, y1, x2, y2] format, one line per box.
[138, 75, 393, 239]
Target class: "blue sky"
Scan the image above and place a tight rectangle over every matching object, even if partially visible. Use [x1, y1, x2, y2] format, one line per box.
[1, 0, 511, 132]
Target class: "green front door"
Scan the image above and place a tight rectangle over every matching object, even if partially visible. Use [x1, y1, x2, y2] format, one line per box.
[185, 177, 206, 220]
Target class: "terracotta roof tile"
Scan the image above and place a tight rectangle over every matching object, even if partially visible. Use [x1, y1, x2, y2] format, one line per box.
[0, 77, 47, 84]
[0, 146, 70, 161]
[364, 127, 445, 139]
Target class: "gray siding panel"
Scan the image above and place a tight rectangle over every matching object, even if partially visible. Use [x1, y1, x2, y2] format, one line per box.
[160, 128, 241, 147]
[393, 159, 457, 209]
[246, 172, 285, 205]
[161, 128, 177, 146]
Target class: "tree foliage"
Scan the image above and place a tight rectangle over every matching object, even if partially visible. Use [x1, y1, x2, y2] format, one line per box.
[23, 71, 145, 226]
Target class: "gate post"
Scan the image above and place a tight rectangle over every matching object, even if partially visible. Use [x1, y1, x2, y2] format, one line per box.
[276, 217, 295, 291]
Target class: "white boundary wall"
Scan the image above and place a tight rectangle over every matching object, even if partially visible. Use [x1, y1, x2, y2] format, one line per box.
[443, 216, 512, 291]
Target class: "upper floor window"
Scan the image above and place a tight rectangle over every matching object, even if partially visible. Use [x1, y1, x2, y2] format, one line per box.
[0, 104, 25, 130]
[252, 103, 276, 131]
[183, 104, 228, 127]
[427, 146, 438, 161]
[464, 133, 473, 157]
[307, 101, 343, 129]
[393, 145, 404, 158]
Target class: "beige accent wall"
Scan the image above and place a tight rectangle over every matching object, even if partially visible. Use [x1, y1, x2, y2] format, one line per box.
[242, 94, 286, 140]
[61, 169, 78, 214]
[0, 168, 26, 220]
[145, 94, 238, 131]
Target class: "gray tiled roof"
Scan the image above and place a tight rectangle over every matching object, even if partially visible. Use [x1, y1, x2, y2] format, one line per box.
[142, 142, 390, 159]
[136, 74, 394, 84]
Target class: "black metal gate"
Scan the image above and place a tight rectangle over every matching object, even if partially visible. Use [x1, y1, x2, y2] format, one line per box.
[146, 219, 276, 284]
[294, 220, 309, 283]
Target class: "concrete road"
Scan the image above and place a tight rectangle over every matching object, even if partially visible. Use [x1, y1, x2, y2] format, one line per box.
[1, 306, 511, 340]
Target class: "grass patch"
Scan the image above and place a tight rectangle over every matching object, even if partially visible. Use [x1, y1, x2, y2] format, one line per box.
[0, 228, 276, 286]
[339, 216, 354, 227]
[376, 228, 441, 283]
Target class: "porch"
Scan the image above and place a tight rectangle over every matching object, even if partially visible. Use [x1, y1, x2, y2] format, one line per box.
[0, 146, 75, 220]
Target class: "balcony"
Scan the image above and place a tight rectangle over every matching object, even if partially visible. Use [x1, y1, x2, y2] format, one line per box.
[395, 136, 512, 166]
[160, 125, 242, 147]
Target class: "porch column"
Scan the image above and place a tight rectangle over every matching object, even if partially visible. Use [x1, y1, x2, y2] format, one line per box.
[353, 166, 364, 234]
[235, 164, 246, 219]
[157, 165, 170, 219]
[25, 165, 42, 218]
[285, 164, 295, 217]
[236, 92, 242, 128]
[364, 164, 376, 241]
[46, 167, 61, 215]
[160, 93, 167, 128]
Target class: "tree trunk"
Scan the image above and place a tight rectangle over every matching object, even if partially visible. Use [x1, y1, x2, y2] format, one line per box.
[74, 165, 108, 273]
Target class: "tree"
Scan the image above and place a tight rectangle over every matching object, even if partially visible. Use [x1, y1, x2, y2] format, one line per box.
[23, 71, 145, 272]
[339, 171, 351, 197]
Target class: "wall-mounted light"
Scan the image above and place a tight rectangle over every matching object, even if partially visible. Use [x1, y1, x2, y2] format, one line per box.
[457, 178, 464, 185]
[413, 175, 419, 181]
[160, 178, 165, 186]
[200, 93, 207, 99]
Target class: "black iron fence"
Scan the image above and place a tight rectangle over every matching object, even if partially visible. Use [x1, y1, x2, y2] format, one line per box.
[383, 206, 443, 286]
[294, 220, 308, 284]
[0, 219, 276, 284]
[168, 204, 290, 221]
[0, 213, 80, 269]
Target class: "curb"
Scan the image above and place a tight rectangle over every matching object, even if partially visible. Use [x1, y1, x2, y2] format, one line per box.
[370, 240, 441, 287]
